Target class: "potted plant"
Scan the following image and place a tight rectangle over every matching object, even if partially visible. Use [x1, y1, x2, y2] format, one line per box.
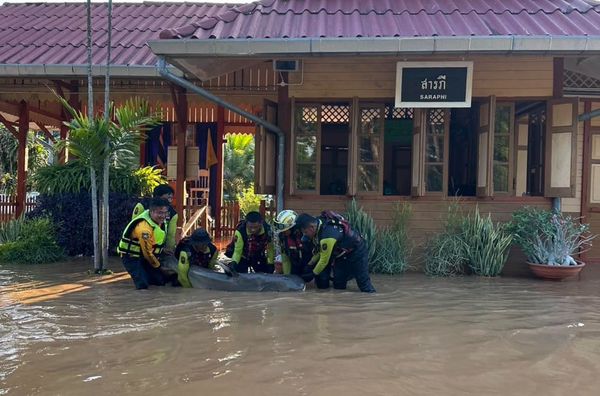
[508, 207, 595, 280]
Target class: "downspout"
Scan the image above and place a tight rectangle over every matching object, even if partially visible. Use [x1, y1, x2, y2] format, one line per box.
[552, 197, 561, 213]
[156, 57, 285, 213]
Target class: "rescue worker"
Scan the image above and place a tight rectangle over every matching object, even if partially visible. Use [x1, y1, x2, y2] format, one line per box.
[174, 228, 219, 288]
[296, 212, 376, 293]
[226, 211, 275, 273]
[274, 210, 313, 276]
[132, 184, 178, 252]
[118, 197, 178, 289]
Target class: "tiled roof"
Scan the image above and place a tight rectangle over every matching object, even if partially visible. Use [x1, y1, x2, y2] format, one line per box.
[0, 2, 238, 66]
[159, 0, 600, 39]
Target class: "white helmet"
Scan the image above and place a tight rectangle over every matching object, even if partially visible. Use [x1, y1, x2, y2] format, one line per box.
[275, 210, 298, 232]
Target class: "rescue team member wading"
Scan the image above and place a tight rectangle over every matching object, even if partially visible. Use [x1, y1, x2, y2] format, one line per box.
[296, 212, 376, 293]
[118, 197, 177, 289]
[274, 210, 313, 276]
[174, 228, 219, 288]
[225, 211, 275, 274]
[131, 184, 178, 252]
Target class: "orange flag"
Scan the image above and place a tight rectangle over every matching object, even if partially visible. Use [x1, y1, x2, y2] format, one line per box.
[206, 129, 218, 168]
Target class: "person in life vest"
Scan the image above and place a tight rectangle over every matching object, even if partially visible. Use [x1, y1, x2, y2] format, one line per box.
[296, 212, 376, 293]
[131, 184, 178, 252]
[174, 228, 219, 288]
[225, 211, 275, 273]
[118, 197, 178, 289]
[274, 210, 313, 276]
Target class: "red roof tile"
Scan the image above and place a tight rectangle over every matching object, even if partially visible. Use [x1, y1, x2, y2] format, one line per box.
[0, 2, 238, 66]
[159, 0, 600, 39]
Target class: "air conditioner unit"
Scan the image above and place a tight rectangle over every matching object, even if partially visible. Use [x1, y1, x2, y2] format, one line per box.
[273, 60, 300, 72]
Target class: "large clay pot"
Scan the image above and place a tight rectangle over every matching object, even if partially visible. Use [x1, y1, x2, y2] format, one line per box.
[527, 262, 586, 280]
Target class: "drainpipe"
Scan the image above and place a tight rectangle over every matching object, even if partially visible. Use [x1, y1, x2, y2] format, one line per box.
[552, 197, 561, 213]
[579, 108, 600, 122]
[156, 58, 285, 213]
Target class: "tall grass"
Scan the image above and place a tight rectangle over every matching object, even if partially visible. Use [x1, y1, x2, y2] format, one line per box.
[423, 202, 467, 277]
[461, 207, 512, 276]
[371, 203, 413, 274]
[0, 217, 64, 264]
[346, 198, 377, 262]
[0, 217, 25, 244]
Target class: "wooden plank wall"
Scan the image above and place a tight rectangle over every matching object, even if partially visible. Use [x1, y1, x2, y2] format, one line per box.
[588, 213, 600, 262]
[289, 56, 554, 98]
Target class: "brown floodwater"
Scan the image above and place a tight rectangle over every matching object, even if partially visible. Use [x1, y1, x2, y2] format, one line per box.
[2, 259, 600, 396]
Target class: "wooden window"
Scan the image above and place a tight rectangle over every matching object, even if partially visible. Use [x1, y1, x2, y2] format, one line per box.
[293, 104, 319, 192]
[357, 105, 384, 193]
[384, 105, 413, 196]
[424, 109, 448, 194]
[590, 102, 600, 206]
[493, 103, 515, 194]
[291, 102, 351, 195]
[545, 99, 578, 198]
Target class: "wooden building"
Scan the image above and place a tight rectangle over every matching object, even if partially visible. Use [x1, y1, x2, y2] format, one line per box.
[2, 1, 600, 273]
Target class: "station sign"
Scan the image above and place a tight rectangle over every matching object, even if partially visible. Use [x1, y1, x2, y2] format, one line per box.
[395, 61, 473, 108]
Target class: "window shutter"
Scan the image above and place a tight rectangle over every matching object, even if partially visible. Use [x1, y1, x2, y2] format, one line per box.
[255, 100, 278, 194]
[411, 109, 425, 197]
[477, 96, 495, 197]
[544, 99, 578, 198]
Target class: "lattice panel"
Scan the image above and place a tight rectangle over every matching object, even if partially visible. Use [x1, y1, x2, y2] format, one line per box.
[428, 109, 445, 124]
[385, 106, 414, 120]
[321, 104, 350, 123]
[564, 70, 600, 89]
[361, 108, 382, 123]
[302, 107, 318, 123]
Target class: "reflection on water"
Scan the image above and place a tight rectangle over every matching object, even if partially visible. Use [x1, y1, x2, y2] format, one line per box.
[2, 260, 600, 395]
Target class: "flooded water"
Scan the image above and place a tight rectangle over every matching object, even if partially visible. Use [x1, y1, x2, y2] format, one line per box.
[2, 260, 600, 395]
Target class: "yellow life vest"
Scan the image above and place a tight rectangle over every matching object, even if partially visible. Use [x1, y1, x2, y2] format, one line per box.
[117, 210, 166, 257]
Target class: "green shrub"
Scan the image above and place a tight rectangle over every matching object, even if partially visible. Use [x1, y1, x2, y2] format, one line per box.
[507, 207, 594, 266]
[460, 207, 512, 276]
[0, 216, 25, 244]
[346, 199, 377, 263]
[32, 161, 165, 196]
[424, 203, 468, 277]
[238, 186, 266, 217]
[371, 203, 412, 274]
[0, 217, 64, 264]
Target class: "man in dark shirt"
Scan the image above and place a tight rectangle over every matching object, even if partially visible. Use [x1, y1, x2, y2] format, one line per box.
[296, 212, 376, 293]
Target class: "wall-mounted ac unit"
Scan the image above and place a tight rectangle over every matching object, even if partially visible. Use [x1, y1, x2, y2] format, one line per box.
[273, 60, 300, 72]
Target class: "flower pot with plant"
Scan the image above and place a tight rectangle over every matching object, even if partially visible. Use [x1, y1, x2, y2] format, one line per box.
[508, 207, 595, 280]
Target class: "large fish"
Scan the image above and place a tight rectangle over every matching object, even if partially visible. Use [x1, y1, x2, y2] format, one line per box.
[162, 256, 306, 292]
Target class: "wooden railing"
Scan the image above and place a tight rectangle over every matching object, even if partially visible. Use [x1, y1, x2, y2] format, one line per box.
[0, 195, 37, 223]
[217, 200, 276, 239]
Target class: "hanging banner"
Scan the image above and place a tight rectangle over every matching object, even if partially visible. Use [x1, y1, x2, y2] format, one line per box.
[395, 61, 473, 108]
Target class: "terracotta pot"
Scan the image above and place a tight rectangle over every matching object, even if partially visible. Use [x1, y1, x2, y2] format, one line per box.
[527, 262, 586, 280]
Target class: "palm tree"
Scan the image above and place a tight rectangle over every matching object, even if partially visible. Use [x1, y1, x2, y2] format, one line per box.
[223, 133, 255, 200]
[58, 98, 158, 272]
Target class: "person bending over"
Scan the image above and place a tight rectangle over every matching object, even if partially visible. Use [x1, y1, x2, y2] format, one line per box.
[296, 212, 376, 293]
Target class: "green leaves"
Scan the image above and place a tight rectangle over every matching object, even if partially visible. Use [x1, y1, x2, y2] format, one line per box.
[32, 161, 165, 196]
[0, 217, 64, 264]
[224, 134, 255, 200]
[508, 207, 595, 265]
[460, 207, 512, 277]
